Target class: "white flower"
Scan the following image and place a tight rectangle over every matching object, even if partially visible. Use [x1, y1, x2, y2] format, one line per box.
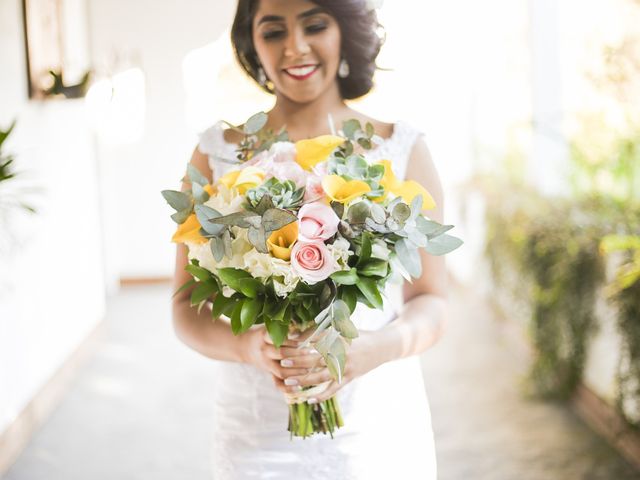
[371, 238, 390, 261]
[186, 240, 217, 273]
[203, 184, 245, 215]
[243, 248, 301, 297]
[327, 237, 353, 269]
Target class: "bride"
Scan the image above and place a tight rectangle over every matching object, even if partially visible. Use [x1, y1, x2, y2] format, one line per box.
[172, 0, 447, 478]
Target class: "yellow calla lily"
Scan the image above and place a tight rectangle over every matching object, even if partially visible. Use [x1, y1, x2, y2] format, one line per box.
[218, 167, 265, 194]
[378, 159, 436, 210]
[321, 175, 371, 204]
[171, 213, 207, 244]
[267, 221, 299, 261]
[295, 135, 345, 171]
[203, 184, 216, 196]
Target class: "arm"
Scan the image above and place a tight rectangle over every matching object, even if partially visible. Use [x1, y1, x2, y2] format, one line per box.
[363, 136, 449, 367]
[171, 147, 247, 363]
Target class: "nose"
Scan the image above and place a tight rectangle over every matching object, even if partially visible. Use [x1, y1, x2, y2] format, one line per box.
[284, 26, 311, 57]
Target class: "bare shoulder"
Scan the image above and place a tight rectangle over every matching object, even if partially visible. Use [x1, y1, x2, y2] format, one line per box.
[406, 135, 444, 222]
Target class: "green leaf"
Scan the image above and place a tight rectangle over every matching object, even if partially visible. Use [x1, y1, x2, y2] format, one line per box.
[342, 119, 361, 140]
[172, 278, 196, 298]
[230, 300, 244, 334]
[244, 111, 268, 135]
[339, 285, 358, 313]
[358, 259, 388, 277]
[162, 190, 192, 212]
[273, 299, 290, 322]
[217, 268, 252, 292]
[241, 298, 263, 332]
[262, 208, 297, 232]
[356, 231, 372, 268]
[330, 268, 359, 285]
[171, 208, 191, 224]
[331, 299, 358, 339]
[415, 216, 454, 238]
[185, 263, 212, 282]
[187, 164, 209, 186]
[355, 276, 383, 310]
[347, 201, 370, 224]
[425, 234, 463, 256]
[195, 204, 225, 235]
[265, 318, 289, 348]
[190, 281, 217, 305]
[208, 211, 261, 228]
[396, 238, 422, 277]
[192, 182, 210, 204]
[239, 277, 264, 298]
[211, 293, 236, 319]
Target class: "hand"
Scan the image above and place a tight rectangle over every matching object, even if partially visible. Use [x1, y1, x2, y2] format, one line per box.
[273, 329, 383, 403]
[239, 324, 326, 396]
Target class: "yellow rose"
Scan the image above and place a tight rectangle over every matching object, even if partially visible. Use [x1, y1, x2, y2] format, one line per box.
[218, 166, 265, 194]
[378, 159, 436, 210]
[171, 213, 207, 244]
[295, 135, 345, 171]
[267, 221, 299, 261]
[321, 175, 371, 204]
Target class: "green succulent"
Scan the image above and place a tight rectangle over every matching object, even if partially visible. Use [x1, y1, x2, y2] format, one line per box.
[246, 178, 305, 210]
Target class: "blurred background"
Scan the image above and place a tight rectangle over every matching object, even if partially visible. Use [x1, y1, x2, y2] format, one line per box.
[1, 0, 640, 478]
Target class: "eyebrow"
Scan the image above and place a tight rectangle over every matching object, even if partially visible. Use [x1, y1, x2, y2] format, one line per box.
[257, 7, 327, 25]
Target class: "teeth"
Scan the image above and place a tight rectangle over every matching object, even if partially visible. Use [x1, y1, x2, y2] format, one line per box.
[286, 65, 317, 76]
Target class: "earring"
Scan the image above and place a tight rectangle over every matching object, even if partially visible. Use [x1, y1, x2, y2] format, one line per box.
[257, 67, 267, 86]
[338, 58, 350, 78]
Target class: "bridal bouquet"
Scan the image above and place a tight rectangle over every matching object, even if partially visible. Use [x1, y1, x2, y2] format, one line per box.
[163, 112, 462, 439]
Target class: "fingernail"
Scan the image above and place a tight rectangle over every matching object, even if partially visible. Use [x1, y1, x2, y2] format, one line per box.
[280, 359, 293, 367]
[284, 378, 299, 386]
[307, 397, 318, 404]
[289, 332, 300, 338]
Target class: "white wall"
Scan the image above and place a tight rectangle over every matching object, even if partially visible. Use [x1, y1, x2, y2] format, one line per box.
[0, 0, 106, 435]
[86, 0, 238, 279]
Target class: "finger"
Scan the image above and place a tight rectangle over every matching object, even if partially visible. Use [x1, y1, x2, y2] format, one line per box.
[308, 380, 342, 403]
[269, 361, 309, 380]
[285, 368, 333, 387]
[272, 375, 304, 394]
[278, 354, 326, 369]
[264, 345, 316, 360]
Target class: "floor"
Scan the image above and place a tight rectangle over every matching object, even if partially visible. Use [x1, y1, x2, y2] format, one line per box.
[2, 284, 639, 479]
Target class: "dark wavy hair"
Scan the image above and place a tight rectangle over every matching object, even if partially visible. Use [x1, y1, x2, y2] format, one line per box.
[230, 0, 385, 100]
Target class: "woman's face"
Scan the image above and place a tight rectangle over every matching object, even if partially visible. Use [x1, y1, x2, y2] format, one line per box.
[252, 0, 342, 104]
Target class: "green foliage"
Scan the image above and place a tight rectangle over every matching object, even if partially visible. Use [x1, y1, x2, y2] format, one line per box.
[484, 185, 640, 428]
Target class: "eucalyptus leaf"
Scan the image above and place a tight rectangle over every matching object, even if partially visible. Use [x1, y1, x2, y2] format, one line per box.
[162, 190, 192, 212]
[342, 119, 361, 140]
[244, 111, 268, 135]
[392, 203, 411, 223]
[171, 208, 191, 224]
[211, 236, 225, 262]
[195, 204, 225, 235]
[331, 300, 358, 339]
[187, 164, 209, 186]
[347, 201, 370, 224]
[262, 208, 297, 232]
[222, 229, 233, 259]
[416, 216, 454, 238]
[396, 238, 422, 278]
[192, 182, 209, 204]
[409, 194, 423, 221]
[248, 226, 269, 253]
[425, 234, 464, 256]
[208, 211, 260, 229]
[254, 193, 275, 215]
[370, 203, 386, 224]
[408, 229, 428, 248]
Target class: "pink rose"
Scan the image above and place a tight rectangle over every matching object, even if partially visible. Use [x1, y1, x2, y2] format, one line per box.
[297, 202, 340, 242]
[304, 174, 325, 203]
[246, 142, 309, 187]
[291, 241, 339, 284]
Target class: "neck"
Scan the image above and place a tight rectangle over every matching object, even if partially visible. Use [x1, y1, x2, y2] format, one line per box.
[268, 83, 350, 140]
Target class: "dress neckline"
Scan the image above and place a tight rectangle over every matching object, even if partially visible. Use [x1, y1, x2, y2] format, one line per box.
[216, 119, 403, 155]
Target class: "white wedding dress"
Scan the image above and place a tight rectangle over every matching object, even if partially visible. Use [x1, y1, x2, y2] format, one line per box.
[197, 119, 437, 480]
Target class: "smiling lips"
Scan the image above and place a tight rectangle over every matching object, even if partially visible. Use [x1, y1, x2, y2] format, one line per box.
[283, 64, 320, 80]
